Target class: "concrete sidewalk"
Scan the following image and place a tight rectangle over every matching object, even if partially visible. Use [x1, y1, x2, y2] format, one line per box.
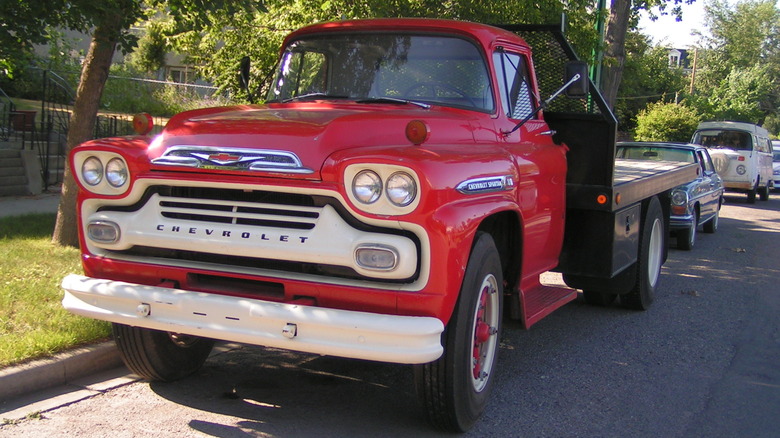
[0, 191, 62, 218]
[0, 191, 126, 412]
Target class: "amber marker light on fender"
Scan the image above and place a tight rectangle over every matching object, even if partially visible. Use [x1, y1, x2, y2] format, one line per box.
[406, 120, 429, 145]
[133, 113, 154, 135]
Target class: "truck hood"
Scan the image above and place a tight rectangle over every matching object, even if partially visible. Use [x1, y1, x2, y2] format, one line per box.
[148, 103, 488, 179]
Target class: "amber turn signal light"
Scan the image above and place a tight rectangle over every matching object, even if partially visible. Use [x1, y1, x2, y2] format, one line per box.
[132, 113, 154, 135]
[405, 120, 429, 145]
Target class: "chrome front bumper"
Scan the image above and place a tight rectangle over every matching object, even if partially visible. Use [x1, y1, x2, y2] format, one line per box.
[62, 274, 444, 364]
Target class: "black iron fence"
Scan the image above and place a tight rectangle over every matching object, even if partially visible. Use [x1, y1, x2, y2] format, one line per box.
[1, 68, 226, 189]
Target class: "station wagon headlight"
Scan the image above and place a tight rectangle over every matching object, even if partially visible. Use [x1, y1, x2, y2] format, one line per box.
[671, 189, 688, 206]
[81, 156, 103, 186]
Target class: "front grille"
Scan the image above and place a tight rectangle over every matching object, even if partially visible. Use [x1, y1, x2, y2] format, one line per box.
[158, 199, 319, 230]
[98, 185, 420, 283]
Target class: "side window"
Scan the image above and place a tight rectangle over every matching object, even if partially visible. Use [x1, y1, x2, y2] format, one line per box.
[698, 150, 714, 173]
[493, 51, 535, 120]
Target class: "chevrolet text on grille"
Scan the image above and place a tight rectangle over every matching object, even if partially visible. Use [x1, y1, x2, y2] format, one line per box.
[155, 224, 309, 243]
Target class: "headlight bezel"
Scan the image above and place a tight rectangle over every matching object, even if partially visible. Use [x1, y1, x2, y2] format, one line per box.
[73, 151, 131, 195]
[345, 164, 421, 215]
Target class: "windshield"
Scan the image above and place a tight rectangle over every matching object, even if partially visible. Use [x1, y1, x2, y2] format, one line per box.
[693, 129, 753, 151]
[267, 33, 494, 112]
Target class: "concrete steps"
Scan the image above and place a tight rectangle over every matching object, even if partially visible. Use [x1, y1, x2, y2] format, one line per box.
[0, 149, 31, 196]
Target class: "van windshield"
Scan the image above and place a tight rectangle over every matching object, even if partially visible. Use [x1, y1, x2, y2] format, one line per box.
[694, 129, 753, 151]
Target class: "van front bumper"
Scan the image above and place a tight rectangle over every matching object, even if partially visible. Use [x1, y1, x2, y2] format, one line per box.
[62, 274, 444, 364]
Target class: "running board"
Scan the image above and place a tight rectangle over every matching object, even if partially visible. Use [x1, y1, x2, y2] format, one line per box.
[518, 277, 578, 329]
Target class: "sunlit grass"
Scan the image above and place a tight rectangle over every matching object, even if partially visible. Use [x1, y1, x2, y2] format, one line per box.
[0, 213, 111, 368]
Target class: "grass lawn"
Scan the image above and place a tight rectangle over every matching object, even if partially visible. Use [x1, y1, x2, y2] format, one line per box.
[0, 213, 110, 369]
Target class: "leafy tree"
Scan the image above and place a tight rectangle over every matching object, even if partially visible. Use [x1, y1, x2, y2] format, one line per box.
[690, 0, 779, 130]
[40, 1, 258, 247]
[164, 0, 602, 100]
[634, 101, 700, 141]
[601, 0, 698, 110]
[615, 30, 688, 131]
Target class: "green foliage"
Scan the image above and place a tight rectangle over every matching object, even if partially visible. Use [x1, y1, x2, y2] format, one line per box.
[127, 19, 168, 73]
[100, 63, 228, 116]
[0, 213, 111, 368]
[163, 0, 601, 102]
[616, 31, 688, 131]
[635, 101, 700, 141]
[693, 0, 780, 132]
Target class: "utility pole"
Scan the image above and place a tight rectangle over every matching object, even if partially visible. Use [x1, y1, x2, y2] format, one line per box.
[689, 48, 698, 94]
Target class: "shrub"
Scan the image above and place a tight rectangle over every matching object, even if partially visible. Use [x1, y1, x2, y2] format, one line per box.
[634, 102, 701, 142]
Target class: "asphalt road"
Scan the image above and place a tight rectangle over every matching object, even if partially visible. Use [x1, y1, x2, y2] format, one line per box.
[1, 192, 779, 437]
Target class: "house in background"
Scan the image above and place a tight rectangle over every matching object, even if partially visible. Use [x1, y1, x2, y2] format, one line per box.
[667, 48, 692, 72]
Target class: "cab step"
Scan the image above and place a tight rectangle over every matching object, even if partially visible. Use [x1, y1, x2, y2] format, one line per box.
[517, 276, 578, 329]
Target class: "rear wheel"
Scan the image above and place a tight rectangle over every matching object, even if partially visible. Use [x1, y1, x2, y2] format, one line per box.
[415, 232, 503, 432]
[759, 183, 770, 201]
[112, 323, 215, 381]
[747, 182, 757, 203]
[621, 197, 664, 310]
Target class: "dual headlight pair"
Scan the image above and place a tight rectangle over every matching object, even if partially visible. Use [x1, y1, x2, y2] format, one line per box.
[82, 156, 128, 188]
[346, 164, 420, 216]
[353, 170, 417, 207]
[74, 151, 131, 195]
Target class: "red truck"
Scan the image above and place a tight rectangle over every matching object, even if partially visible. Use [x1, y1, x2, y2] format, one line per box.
[62, 19, 696, 431]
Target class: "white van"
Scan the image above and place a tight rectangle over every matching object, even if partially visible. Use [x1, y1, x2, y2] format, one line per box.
[691, 121, 774, 203]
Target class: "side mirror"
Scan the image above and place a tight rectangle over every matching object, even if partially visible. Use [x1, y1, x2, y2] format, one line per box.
[239, 56, 254, 103]
[564, 61, 589, 98]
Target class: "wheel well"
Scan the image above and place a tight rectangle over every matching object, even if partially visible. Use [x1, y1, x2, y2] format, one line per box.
[476, 211, 522, 295]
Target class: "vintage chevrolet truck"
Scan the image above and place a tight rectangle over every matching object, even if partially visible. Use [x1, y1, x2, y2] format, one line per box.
[62, 18, 697, 431]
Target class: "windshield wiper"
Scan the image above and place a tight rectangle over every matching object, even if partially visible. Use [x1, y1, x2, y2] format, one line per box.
[280, 93, 350, 103]
[355, 97, 431, 109]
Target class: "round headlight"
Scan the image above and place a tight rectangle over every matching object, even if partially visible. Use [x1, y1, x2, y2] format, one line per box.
[386, 172, 417, 207]
[736, 164, 746, 175]
[81, 156, 103, 186]
[352, 170, 382, 204]
[105, 158, 128, 187]
[671, 189, 688, 206]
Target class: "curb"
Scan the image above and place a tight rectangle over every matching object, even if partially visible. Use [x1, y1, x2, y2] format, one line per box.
[0, 341, 123, 402]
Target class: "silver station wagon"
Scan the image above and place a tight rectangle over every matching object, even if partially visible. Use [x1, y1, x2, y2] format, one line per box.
[617, 142, 724, 250]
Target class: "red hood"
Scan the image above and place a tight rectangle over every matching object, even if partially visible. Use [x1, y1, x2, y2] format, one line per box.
[148, 102, 491, 179]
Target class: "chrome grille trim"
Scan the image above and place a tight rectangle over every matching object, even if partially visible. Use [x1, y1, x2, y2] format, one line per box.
[152, 146, 314, 174]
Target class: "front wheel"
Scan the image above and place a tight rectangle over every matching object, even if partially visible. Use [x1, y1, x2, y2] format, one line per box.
[112, 323, 215, 381]
[621, 197, 664, 310]
[703, 207, 719, 233]
[415, 232, 503, 432]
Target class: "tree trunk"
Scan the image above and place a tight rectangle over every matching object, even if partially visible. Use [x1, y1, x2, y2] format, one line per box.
[601, 0, 631, 110]
[52, 23, 120, 247]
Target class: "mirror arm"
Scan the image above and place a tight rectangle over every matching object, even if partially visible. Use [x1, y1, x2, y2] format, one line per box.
[504, 73, 581, 136]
